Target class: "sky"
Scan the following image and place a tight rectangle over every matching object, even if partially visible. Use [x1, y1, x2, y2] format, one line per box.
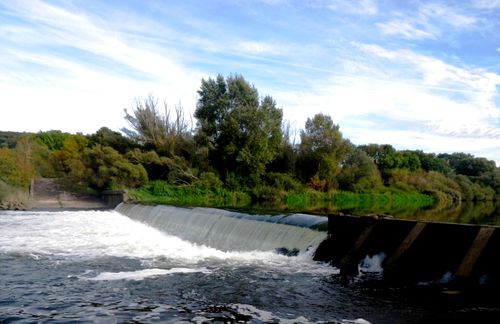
[1, 0, 500, 163]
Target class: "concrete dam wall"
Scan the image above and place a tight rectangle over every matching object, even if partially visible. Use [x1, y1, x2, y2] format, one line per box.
[314, 214, 500, 289]
[115, 203, 499, 289]
[115, 203, 327, 254]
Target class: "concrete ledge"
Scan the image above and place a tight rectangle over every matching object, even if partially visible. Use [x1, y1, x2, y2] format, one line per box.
[314, 214, 499, 289]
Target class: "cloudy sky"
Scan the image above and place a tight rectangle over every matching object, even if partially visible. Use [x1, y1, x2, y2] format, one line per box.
[1, 0, 500, 162]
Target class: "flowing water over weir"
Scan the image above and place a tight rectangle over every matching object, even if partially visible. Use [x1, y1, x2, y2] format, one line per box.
[115, 203, 328, 254]
[2, 207, 500, 323]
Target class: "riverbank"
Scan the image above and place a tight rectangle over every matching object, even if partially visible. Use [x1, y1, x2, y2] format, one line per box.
[128, 180, 435, 217]
[0, 178, 109, 211]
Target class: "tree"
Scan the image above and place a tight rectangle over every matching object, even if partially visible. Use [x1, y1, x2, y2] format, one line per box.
[359, 144, 398, 171]
[88, 127, 138, 154]
[84, 145, 148, 190]
[0, 147, 27, 188]
[194, 74, 283, 186]
[35, 130, 71, 151]
[439, 153, 496, 178]
[414, 151, 451, 174]
[123, 95, 192, 157]
[338, 149, 382, 192]
[297, 113, 352, 189]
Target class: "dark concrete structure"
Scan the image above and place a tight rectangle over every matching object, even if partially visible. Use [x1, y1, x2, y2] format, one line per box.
[101, 190, 127, 208]
[314, 214, 500, 289]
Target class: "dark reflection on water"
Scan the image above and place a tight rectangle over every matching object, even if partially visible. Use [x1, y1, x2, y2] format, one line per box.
[364, 201, 500, 226]
[253, 200, 500, 226]
[2, 254, 500, 323]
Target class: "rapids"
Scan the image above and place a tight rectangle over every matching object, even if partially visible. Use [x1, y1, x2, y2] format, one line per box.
[1, 209, 499, 323]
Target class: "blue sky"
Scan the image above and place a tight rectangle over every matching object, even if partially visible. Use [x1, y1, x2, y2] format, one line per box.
[1, 0, 500, 163]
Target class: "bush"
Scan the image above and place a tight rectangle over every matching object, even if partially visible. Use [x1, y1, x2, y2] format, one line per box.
[251, 185, 284, 203]
[194, 172, 223, 191]
[264, 172, 302, 192]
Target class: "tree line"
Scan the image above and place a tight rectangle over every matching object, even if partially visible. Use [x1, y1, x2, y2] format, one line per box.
[1, 74, 499, 207]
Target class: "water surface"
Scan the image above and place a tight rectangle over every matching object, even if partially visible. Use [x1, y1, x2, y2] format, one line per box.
[1, 210, 499, 323]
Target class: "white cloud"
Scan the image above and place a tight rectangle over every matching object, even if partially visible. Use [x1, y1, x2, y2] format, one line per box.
[377, 3, 476, 40]
[269, 42, 500, 164]
[0, 0, 202, 133]
[328, 0, 377, 16]
[377, 20, 435, 40]
[473, 0, 500, 10]
[419, 3, 476, 28]
[236, 40, 285, 56]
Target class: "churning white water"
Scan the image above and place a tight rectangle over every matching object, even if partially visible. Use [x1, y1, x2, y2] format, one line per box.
[2, 209, 492, 323]
[0, 209, 329, 270]
[115, 203, 328, 254]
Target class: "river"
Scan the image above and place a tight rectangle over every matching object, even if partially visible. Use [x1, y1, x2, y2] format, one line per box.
[1, 209, 499, 323]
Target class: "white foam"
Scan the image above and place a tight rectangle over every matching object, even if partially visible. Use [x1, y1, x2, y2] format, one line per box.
[359, 252, 386, 273]
[0, 210, 335, 274]
[88, 267, 211, 281]
[231, 303, 371, 324]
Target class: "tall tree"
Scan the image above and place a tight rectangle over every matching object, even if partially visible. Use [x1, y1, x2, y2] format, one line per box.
[123, 95, 191, 157]
[297, 113, 351, 189]
[338, 149, 382, 192]
[194, 74, 283, 185]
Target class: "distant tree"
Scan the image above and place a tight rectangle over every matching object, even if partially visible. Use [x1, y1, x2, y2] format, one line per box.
[297, 113, 352, 189]
[439, 153, 496, 177]
[194, 74, 283, 186]
[0, 131, 26, 149]
[35, 130, 71, 151]
[126, 148, 196, 184]
[88, 127, 138, 154]
[414, 151, 451, 174]
[84, 145, 148, 190]
[0, 147, 27, 188]
[359, 144, 398, 171]
[268, 120, 298, 175]
[397, 150, 421, 171]
[338, 149, 382, 192]
[478, 169, 500, 196]
[123, 95, 192, 157]
[53, 135, 88, 175]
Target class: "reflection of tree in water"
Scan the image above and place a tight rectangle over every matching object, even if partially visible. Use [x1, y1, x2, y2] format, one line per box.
[389, 201, 500, 226]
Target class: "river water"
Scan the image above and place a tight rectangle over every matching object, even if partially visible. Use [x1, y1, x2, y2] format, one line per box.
[1, 210, 499, 323]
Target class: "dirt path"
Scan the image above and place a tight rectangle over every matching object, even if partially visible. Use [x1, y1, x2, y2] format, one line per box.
[30, 178, 108, 210]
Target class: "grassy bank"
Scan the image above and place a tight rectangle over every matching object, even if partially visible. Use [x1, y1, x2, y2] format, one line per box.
[128, 180, 435, 216]
[128, 180, 251, 208]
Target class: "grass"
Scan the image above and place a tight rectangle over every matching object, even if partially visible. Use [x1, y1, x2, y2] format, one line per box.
[129, 180, 436, 217]
[128, 180, 251, 208]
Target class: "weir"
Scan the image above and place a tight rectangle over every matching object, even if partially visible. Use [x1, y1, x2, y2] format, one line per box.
[314, 214, 500, 289]
[115, 203, 328, 254]
[115, 203, 500, 289]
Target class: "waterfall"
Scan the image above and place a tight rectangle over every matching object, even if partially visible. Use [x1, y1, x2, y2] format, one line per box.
[115, 203, 328, 254]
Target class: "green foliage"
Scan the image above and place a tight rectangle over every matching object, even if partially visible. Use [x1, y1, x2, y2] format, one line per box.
[194, 74, 283, 186]
[0, 147, 27, 188]
[193, 172, 223, 191]
[338, 149, 382, 192]
[263, 172, 302, 192]
[88, 127, 137, 154]
[0, 131, 26, 149]
[35, 130, 71, 151]
[414, 151, 451, 174]
[123, 96, 192, 157]
[251, 185, 285, 203]
[297, 113, 352, 189]
[84, 145, 148, 190]
[439, 153, 496, 177]
[126, 149, 197, 185]
[478, 169, 500, 196]
[0, 180, 8, 201]
[3, 73, 500, 220]
[129, 180, 251, 208]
